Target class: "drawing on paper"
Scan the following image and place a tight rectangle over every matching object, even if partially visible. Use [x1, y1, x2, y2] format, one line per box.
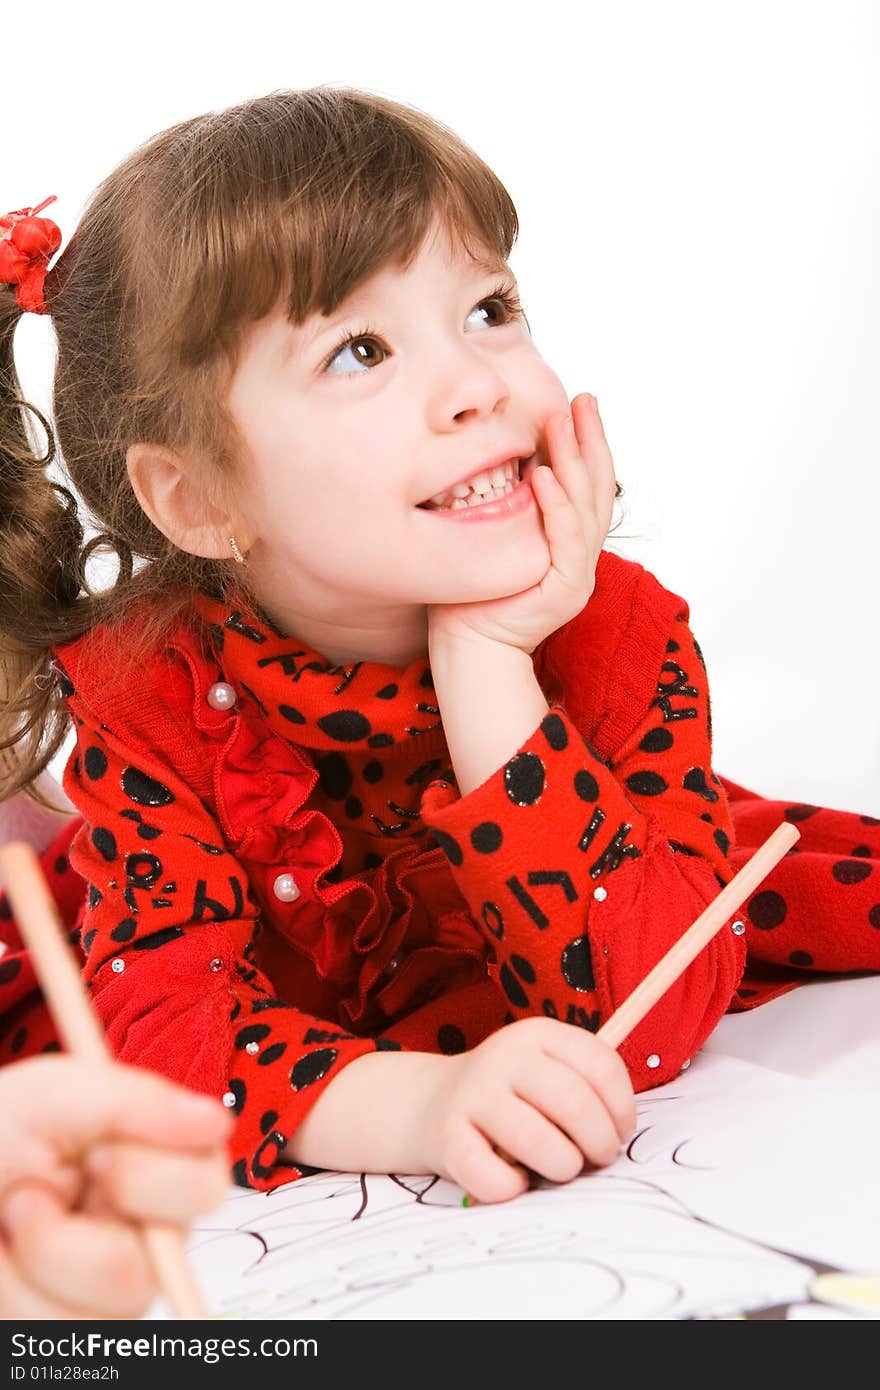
[155, 1056, 880, 1322]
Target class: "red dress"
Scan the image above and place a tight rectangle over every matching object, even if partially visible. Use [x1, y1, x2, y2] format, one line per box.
[1, 549, 877, 1191]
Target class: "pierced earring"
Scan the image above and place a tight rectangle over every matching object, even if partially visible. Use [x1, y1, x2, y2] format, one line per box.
[229, 535, 246, 565]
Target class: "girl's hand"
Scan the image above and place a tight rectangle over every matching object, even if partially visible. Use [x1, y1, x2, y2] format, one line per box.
[427, 394, 617, 656]
[0, 1056, 232, 1319]
[413, 1016, 636, 1204]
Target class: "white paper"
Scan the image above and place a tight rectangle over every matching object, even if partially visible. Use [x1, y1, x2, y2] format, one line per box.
[149, 1052, 880, 1320]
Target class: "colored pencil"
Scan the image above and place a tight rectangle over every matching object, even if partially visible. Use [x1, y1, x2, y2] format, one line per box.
[461, 818, 801, 1205]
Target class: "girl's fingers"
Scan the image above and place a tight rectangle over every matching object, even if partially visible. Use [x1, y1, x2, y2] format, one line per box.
[513, 1054, 623, 1169]
[585, 397, 619, 534]
[541, 396, 616, 542]
[536, 1026, 637, 1141]
[0, 1183, 156, 1318]
[444, 1121, 530, 1206]
[544, 407, 587, 511]
[531, 452, 591, 589]
[474, 1092, 587, 1185]
[83, 1139, 230, 1224]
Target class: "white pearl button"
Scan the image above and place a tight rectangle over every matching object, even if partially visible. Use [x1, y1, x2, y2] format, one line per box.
[273, 872, 301, 902]
[646, 1053, 661, 1069]
[110, 958, 125, 973]
[207, 681, 237, 711]
[731, 920, 746, 935]
[245, 1041, 259, 1055]
[221, 1091, 236, 1108]
[593, 885, 608, 902]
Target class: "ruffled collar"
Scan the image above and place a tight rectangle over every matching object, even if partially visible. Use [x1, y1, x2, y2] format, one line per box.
[190, 588, 449, 760]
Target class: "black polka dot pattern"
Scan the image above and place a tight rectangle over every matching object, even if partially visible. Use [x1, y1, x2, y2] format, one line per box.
[640, 727, 673, 753]
[91, 827, 118, 862]
[236, 1024, 272, 1049]
[541, 712, 568, 751]
[626, 771, 668, 796]
[290, 1048, 338, 1091]
[560, 936, 595, 992]
[504, 752, 545, 806]
[471, 822, 502, 853]
[227, 1078, 247, 1115]
[789, 950, 813, 966]
[748, 890, 788, 930]
[317, 711, 371, 743]
[84, 747, 108, 780]
[430, 828, 463, 866]
[122, 767, 175, 807]
[0, 958, 22, 985]
[437, 1024, 467, 1054]
[499, 961, 529, 1008]
[574, 769, 600, 802]
[682, 768, 719, 803]
[5, 580, 872, 1193]
[832, 859, 873, 886]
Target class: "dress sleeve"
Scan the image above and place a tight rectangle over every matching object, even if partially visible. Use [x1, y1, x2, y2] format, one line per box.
[419, 612, 747, 1090]
[0, 816, 88, 1062]
[51, 704, 382, 1192]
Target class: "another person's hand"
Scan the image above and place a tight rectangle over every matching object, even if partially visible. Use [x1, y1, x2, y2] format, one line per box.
[416, 1016, 636, 1203]
[0, 1055, 232, 1319]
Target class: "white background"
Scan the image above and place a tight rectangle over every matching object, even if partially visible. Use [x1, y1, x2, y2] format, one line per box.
[6, 0, 878, 815]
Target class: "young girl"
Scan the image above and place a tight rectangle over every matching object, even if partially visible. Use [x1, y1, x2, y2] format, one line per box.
[1, 87, 878, 1207]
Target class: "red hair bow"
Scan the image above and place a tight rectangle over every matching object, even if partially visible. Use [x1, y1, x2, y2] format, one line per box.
[0, 195, 62, 315]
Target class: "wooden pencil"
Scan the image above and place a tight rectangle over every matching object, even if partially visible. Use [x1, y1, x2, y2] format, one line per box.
[0, 839, 208, 1319]
[595, 819, 800, 1049]
[462, 818, 801, 1205]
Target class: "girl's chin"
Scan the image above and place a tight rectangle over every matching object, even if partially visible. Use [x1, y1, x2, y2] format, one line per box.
[429, 556, 551, 604]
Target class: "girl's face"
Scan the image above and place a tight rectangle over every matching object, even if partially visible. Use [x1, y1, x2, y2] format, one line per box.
[225, 213, 571, 665]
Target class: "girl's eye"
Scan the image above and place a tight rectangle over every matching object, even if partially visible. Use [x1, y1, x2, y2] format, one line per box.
[320, 284, 525, 378]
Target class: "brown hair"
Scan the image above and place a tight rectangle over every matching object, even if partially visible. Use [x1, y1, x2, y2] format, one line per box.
[0, 84, 629, 810]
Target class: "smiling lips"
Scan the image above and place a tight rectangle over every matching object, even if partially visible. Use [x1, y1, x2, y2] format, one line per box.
[419, 454, 540, 521]
[419, 452, 539, 511]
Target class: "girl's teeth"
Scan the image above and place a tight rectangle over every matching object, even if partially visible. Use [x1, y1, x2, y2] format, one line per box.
[427, 458, 521, 509]
[446, 480, 517, 509]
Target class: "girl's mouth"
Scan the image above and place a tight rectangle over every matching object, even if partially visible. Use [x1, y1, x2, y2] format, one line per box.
[416, 453, 540, 522]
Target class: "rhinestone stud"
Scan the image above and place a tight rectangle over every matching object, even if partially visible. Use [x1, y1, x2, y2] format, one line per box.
[245, 1041, 260, 1055]
[273, 872, 301, 902]
[646, 1053, 661, 1069]
[680, 1057, 691, 1071]
[207, 681, 237, 711]
[221, 1091, 236, 1108]
[731, 920, 746, 935]
[593, 886, 608, 902]
[209, 957, 224, 972]
[110, 958, 125, 973]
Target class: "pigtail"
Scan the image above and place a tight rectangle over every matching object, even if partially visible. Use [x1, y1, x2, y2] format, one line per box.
[0, 284, 84, 808]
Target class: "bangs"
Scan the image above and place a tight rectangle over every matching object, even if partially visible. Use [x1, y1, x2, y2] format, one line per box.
[127, 88, 519, 375]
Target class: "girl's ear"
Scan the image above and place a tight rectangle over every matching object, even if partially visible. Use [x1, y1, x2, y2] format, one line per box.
[126, 443, 252, 560]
